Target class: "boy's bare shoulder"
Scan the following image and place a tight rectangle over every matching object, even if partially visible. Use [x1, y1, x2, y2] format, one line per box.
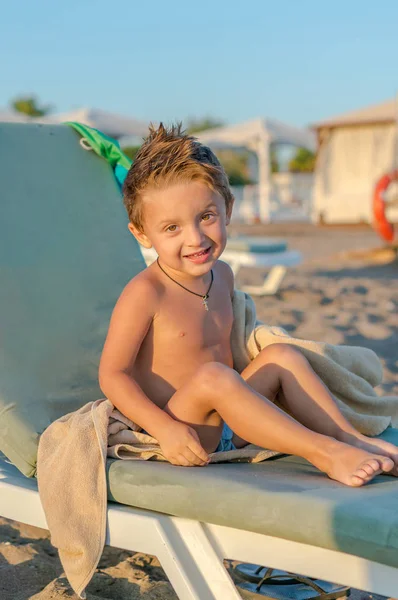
[100, 266, 163, 378]
[117, 264, 163, 311]
[214, 260, 234, 296]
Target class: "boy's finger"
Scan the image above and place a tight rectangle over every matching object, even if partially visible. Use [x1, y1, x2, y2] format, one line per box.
[175, 455, 191, 467]
[188, 439, 209, 463]
[183, 447, 207, 466]
[189, 428, 201, 442]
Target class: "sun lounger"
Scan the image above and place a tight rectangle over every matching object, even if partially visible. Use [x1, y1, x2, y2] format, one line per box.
[142, 237, 302, 296]
[1, 123, 398, 600]
[223, 237, 302, 295]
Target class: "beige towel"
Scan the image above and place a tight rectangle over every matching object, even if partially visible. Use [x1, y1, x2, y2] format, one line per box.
[37, 288, 398, 598]
[37, 397, 278, 598]
[231, 290, 398, 435]
[107, 405, 278, 464]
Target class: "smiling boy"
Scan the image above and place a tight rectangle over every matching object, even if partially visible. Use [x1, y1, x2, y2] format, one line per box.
[99, 123, 398, 486]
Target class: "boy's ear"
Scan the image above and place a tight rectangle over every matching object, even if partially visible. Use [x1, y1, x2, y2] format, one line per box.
[127, 223, 152, 248]
[225, 198, 234, 225]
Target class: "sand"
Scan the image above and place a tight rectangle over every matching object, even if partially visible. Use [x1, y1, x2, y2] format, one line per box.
[1, 224, 397, 599]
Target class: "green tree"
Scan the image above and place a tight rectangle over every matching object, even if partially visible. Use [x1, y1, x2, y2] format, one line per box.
[288, 147, 315, 173]
[216, 149, 253, 186]
[271, 148, 279, 173]
[11, 95, 52, 117]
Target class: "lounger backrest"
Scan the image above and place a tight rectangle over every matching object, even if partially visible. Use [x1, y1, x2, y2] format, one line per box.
[0, 123, 145, 476]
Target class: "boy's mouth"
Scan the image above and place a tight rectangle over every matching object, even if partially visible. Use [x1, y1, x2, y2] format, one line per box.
[184, 247, 212, 263]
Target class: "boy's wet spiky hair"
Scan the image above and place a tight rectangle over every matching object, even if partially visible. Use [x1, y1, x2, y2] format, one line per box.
[122, 122, 234, 231]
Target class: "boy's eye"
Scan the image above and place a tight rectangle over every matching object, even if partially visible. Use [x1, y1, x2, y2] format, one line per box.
[202, 213, 212, 221]
[166, 224, 177, 232]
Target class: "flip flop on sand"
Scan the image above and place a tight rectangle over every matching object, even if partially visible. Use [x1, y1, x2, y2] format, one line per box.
[234, 566, 350, 600]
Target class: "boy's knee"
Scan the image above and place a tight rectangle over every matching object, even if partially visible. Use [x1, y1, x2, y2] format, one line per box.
[194, 362, 238, 396]
[261, 343, 304, 365]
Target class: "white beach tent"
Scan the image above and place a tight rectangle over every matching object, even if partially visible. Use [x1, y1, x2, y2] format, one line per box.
[33, 107, 149, 140]
[312, 98, 398, 224]
[197, 118, 316, 222]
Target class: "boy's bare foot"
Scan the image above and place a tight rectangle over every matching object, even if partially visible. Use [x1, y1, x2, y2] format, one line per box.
[338, 432, 398, 476]
[313, 439, 394, 487]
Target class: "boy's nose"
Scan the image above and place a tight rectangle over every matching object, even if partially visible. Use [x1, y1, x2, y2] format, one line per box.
[186, 226, 205, 247]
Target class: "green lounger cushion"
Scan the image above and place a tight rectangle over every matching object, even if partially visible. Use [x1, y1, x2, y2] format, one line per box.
[227, 236, 287, 253]
[107, 426, 398, 569]
[0, 123, 144, 475]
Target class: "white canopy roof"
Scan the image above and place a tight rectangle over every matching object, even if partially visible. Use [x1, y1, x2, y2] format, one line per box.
[197, 118, 316, 223]
[34, 107, 149, 139]
[312, 98, 397, 129]
[0, 107, 149, 140]
[197, 118, 316, 152]
[0, 109, 31, 123]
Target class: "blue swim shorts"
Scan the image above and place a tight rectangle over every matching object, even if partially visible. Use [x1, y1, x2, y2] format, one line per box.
[215, 422, 236, 452]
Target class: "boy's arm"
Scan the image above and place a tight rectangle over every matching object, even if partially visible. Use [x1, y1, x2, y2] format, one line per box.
[99, 276, 173, 438]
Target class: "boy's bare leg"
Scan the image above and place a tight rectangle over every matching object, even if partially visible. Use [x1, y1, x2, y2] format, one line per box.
[164, 362, 393, 486]
[239, 343, 398, 473]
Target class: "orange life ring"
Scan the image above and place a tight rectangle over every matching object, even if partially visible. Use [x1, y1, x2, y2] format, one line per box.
[373, 169, 398, 242]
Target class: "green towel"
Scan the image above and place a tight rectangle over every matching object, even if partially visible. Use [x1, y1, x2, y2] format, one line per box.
[66, 122, 132, 188]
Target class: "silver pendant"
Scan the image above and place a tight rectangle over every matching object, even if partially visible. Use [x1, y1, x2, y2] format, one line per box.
[202, 295, 209, 311]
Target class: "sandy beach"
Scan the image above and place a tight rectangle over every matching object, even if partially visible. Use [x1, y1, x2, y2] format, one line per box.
[1, 224, 397, 600]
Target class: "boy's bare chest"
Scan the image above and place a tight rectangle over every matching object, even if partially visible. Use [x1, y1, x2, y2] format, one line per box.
[152, 290, 234, 351]
[133, 284, 235, 399]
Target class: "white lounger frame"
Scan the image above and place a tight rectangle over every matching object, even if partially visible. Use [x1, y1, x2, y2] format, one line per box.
[1, 458, 398, 600]
[141, 247, 302, 296]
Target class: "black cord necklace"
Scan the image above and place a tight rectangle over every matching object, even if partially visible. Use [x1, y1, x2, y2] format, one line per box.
[156, 258, 214, 311]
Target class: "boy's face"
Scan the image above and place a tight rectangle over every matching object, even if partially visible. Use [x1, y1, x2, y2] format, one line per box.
[129, 181, 232, 278]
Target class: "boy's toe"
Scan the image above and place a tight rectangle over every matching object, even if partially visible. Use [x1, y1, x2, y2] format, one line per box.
[380, 457, 394, 472]
[366, 458, 381, 472]
[362, 463, 377, 476]
[351, 471, 367, 486]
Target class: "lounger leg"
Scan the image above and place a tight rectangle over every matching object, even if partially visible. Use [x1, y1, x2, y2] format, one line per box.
[107, 505, 241, 600]
[242, 265, 287, 296]
[155, 517, 242, 600]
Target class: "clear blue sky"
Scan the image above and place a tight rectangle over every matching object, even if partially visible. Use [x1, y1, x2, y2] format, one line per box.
[1, 0, 397, 128]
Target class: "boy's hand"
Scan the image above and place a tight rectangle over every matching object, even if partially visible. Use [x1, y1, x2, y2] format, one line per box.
[157, 421, 210, 467]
